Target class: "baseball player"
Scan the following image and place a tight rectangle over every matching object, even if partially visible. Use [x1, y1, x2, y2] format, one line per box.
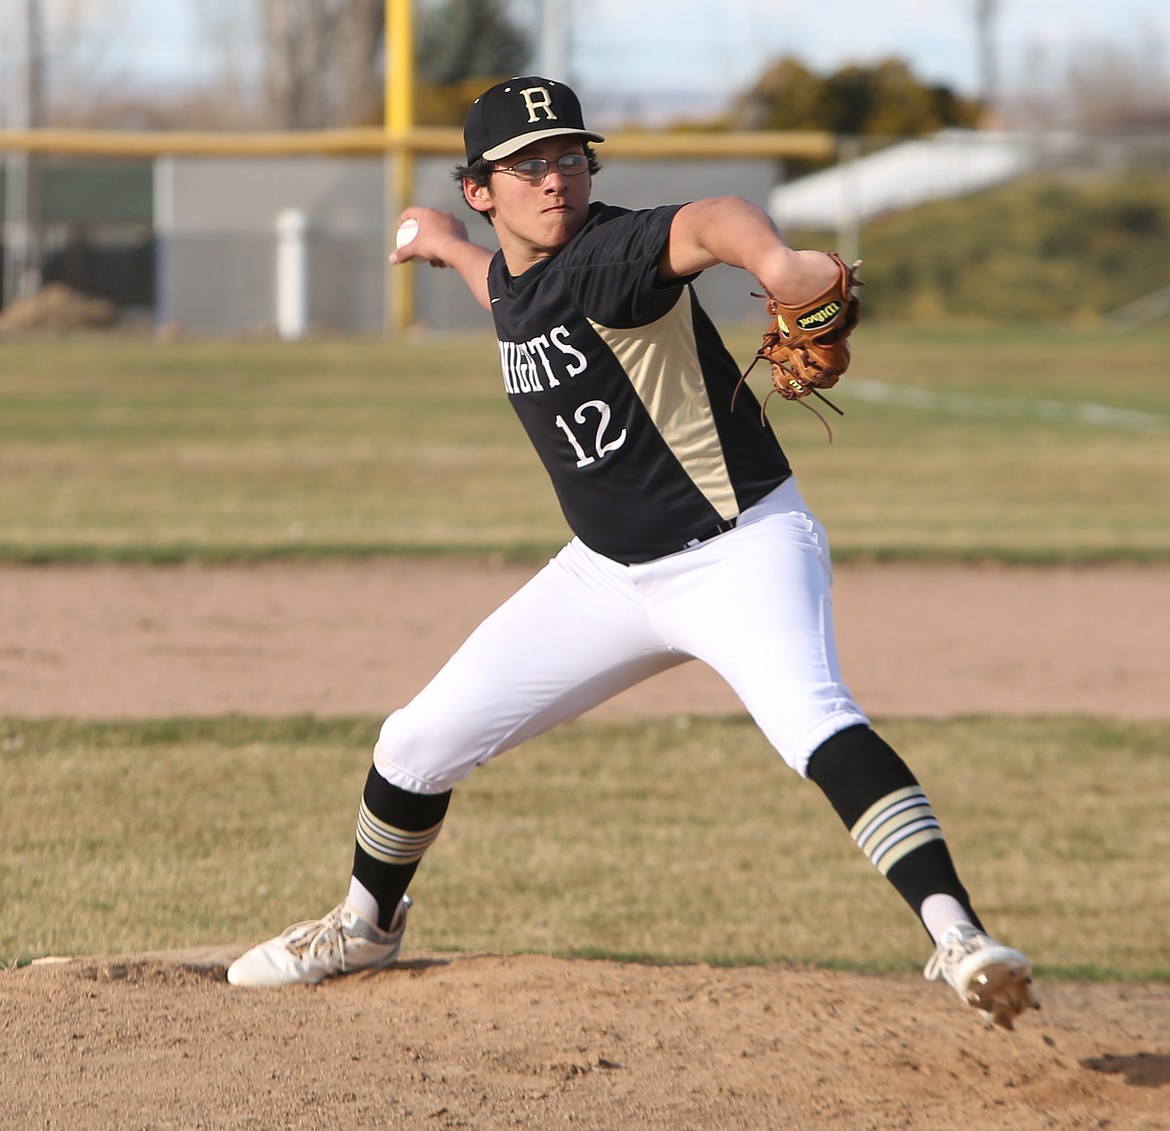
[227, 76, 1039, 1029]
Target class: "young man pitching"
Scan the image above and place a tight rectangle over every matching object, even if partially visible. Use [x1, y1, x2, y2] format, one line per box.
[227, 76, 1039, 1031]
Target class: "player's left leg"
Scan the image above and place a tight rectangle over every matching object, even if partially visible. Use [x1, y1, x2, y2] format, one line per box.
[804, 724, 1039, 1028]
[638, 475, 867, 764]
[644, 477, 1038, 1027]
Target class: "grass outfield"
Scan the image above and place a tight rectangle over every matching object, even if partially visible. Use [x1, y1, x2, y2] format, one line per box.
[2, 715, 1167, 980]
[3, 328, 1167, 981]
[1, 326, 1168, 562]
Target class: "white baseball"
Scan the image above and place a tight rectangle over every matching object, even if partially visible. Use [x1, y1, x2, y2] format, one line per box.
[395, 219, 419, 249]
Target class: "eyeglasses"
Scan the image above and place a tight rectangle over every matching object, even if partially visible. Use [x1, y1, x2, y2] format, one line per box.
[491, 153, 590, 184]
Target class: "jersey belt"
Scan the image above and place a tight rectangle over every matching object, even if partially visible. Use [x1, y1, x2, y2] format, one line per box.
[682, 516, 738, 550]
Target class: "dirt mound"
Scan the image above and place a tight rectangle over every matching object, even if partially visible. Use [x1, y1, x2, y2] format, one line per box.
[0, 282, 118, 335]
[4, 949, 1167, 1129]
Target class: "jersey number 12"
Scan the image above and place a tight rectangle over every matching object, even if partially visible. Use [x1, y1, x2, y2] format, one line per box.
[555, 399, 628, 468]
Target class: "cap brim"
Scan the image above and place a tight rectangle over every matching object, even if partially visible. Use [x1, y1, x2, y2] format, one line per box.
[482, 127, 606, 162]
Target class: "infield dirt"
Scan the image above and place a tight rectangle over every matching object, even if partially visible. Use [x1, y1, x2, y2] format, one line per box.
[2, 560, 1168, 1130]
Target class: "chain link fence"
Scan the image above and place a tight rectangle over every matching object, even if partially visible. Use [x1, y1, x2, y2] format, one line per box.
[2, 128, 1168, 333]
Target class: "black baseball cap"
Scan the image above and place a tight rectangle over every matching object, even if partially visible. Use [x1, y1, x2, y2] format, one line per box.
[463, 76, 605, 165]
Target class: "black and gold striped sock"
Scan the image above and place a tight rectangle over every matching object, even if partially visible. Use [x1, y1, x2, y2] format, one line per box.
[806, 724, 982, 934]
[351, 766, 452, 930]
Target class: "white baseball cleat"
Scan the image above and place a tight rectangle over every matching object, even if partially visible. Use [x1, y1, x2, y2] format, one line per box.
[227, 896, 411, 987]
[924, 922, 1040, 1030]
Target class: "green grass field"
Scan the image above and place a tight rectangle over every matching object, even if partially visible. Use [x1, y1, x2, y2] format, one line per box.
[2, 327, 1168, 976]
[2, 326, 1168, 562]
[2, 715, 1167, 979]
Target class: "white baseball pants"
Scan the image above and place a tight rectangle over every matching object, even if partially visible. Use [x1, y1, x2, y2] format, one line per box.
[374, 476, 869, 793]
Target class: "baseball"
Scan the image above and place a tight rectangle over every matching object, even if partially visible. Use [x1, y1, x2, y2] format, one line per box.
[395, 219, 419, 249]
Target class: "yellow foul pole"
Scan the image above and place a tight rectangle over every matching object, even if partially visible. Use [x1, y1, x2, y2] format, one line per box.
[386, 0, 415, 333]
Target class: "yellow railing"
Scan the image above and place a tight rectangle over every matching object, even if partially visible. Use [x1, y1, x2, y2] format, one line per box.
[0, 126, 834, 160]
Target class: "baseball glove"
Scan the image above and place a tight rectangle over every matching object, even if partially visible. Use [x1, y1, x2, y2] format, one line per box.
[735, 253, 863, 438]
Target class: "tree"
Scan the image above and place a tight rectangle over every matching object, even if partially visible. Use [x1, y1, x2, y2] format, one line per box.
[417, 0, 529, 86]
[260, 0, 385, 128]
[1010, 37, 1170, 131]
[414, 0, 531, 126]
[741, 56, 982, 139]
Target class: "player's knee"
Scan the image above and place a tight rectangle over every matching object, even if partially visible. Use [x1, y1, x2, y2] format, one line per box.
[372, 708, 487, 793]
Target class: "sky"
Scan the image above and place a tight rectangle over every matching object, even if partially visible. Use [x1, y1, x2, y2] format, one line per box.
[573, 0, 1167, 107]
[10, 0, 1170, 124]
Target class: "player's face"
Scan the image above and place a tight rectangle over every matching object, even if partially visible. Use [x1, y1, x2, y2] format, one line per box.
[469, 137, 592, 270]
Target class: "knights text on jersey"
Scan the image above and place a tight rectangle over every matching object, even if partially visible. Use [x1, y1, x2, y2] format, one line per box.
[488, 201, 792, 564]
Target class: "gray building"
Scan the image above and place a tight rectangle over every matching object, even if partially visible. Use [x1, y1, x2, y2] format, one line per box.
[154, 153, 779, 336]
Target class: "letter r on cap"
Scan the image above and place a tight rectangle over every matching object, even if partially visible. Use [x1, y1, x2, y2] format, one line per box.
[521, 86, 557, 123]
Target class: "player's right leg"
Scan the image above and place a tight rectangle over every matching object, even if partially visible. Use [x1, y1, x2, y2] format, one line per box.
[227, 542, 679, 987]
[225, 771, 451, 987]
[225, 894, 413, 987]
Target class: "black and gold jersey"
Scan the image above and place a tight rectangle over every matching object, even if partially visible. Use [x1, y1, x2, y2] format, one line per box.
[487, 201, 792, 564]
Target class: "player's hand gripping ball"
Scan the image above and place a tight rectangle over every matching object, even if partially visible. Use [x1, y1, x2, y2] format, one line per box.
[395, 218, 420, 250]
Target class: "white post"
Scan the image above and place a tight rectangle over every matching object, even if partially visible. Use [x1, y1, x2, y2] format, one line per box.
[3, 0, 45, 306]
[275, 207, 308, 341]
[538, 0, 571, 81]
[836, 136, 862, 267]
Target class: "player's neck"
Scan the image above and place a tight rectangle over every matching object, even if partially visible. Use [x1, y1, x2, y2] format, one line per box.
[498, 239, 559, 277]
